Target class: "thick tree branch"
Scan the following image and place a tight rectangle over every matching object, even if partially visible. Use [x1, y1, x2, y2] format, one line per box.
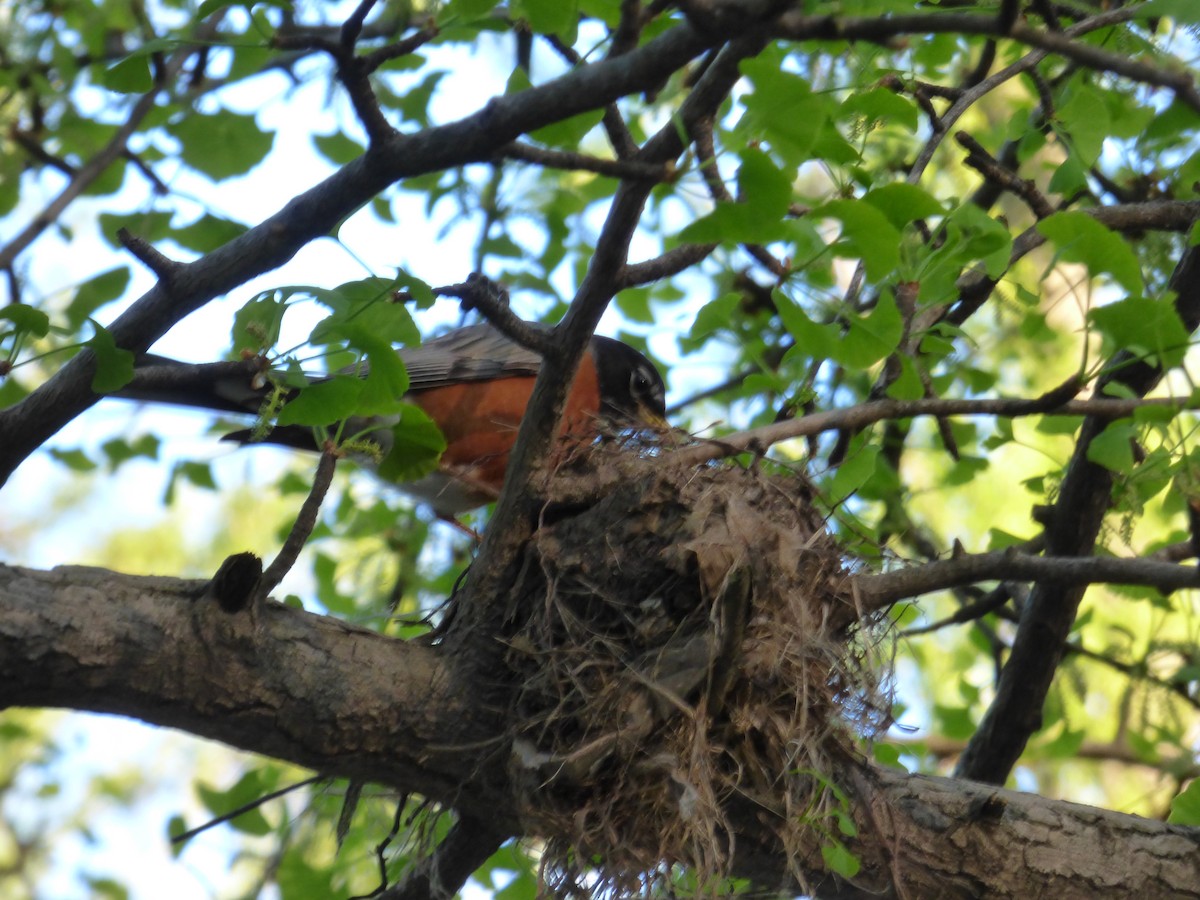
[0, 563, 510, 821]
[957, 242, 1200, 785]
[4, 562, 1199, 898]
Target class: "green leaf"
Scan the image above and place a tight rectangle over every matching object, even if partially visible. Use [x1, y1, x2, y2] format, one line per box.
[739, 59, 832, 164]
[48, 447, 98, 472]
[1086, 419, 1136, 473]
[1141, 0, 1200, 24]
[826, 441, 879, 506]
[934, 704, 976, 740]
[1037, 212, 1144, 294]
[177, 460, 217, 490]
[276, 376, 364, 427]
[615, 287, 655, 324]
[99, 210, 172, 247]
[67, 267, 131, 330]
[86, 321, 135, 393]
[1088, 296, 1189, 369]
[516, 0, 578, 36]
[863, 183, 943, 230]
[1055, 86, 1110, 166]
[233, 293, 289, 354]
[378, 404, 447, 483]
[103, 54, 153, 93]
[840, 292, 903, 368]
[685, 293, 740, 346]
[101, 434, 160, 469]
[312, 277, 422, 348]
[679, 149, 793, 244]
[821, 841, 861, 879]
[196, 772, 273, 836]
[168, 111, 274, 181]
[817, 199, 901, 282]
[167, 815, 187, 856]
[840, 87, 918, 132]
[438, 0, 500, 24]
[172, 213, 248, 254]
[0, 303, 51, 338]
[313, 131, 365, 166]
[776, 295, 840, 361]
[1168, 779, 1200, 825]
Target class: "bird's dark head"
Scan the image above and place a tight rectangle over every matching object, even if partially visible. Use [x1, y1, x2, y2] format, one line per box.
[592, 336, 668, 429]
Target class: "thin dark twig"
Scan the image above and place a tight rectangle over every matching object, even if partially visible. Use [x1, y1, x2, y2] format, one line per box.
[433, 275, 553, 354]
[361, 25, 439, 74]
[498, 141, 669, 180]
[172, 775, 323, 844]
[956, 131, 1055, 219]
[256, 446, 338, 602]
[621, 243, 717, 287]
[901, 584, 1015, 637]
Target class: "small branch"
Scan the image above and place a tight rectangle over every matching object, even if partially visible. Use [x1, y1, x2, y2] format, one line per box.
[361, 25, 439, 75]
[172, 775, 323, 844]
[433, 274, 552, 354]
[122, 149, 170, 195]
[854, 549, 1200, 614]
[255, 446, 338, 603]
[341, 0, 380, 51]
[620, 242, 717, 287]
[956, 131, 1054, 219]
[498, 141, 670, 180]
[118, 227, 184, 283]
[900, 583, 1017, 637]
[1067, 641, 1200, 712]
[10, 129, 78, 176]
[669, 394, 1197, 468]
[544, 31, 639, 158]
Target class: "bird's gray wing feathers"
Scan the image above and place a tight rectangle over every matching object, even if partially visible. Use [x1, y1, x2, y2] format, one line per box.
[397, 323, 546, 390]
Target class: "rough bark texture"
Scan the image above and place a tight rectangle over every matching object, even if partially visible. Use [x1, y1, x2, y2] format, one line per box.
[3, 552, 1199, 896]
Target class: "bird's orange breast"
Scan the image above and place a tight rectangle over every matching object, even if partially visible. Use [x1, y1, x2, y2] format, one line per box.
[407, 354, 603, 492]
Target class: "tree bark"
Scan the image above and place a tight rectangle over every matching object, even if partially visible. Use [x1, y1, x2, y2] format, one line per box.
[2, 562, 1197, 897]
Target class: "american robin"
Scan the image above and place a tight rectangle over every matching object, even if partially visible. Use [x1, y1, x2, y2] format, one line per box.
[118, 323, 668, 515]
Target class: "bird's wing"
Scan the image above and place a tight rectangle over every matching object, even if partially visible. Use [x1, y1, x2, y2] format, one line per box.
[397, 323, 546, 390]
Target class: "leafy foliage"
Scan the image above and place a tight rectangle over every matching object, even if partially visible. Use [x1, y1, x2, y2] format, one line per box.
[3, 0, 1200, 896]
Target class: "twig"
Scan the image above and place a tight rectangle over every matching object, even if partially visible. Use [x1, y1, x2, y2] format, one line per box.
[498, 141, 669, 180]
[620, 242, 717, 287]
[171, 775, 323, 844]
[669, 394, 1199, 468]
[255, 446, 339, 602]
[854, 549, 1200, 614]
[361, 25, 439, 75]
[956, 131, 1055, 219]
[900, 584, 1016, 637]
[433, 275, 552, 354]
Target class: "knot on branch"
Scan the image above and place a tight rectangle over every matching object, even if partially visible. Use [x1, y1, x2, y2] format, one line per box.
[486, 449, 891, 892]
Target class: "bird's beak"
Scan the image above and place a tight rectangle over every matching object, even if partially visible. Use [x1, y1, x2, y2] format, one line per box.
[638, 405, 670, 430]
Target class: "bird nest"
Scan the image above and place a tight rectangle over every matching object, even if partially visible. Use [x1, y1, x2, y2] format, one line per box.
[496, 446, 892, 895]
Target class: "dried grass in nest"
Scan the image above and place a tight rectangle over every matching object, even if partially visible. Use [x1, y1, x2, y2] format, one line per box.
[501, 446, 892, 896]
